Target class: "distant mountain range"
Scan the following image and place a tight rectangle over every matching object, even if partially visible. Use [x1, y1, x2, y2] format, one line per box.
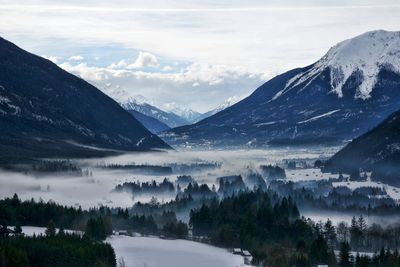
[326, 109, 400, 186]
[119, 97, 188, 130]
[95, 83, 240, 131]
[72, 72, 242, 132]
[161, 30, 400, 148]
[161, 103, 202, 124]
[162, 98, 241, 124]
[0, 37, 170, 163]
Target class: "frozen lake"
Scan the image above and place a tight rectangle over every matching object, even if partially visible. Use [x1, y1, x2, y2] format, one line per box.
[106, 235, 251, 267]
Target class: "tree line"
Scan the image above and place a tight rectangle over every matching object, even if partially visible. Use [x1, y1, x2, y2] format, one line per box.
[0, 221, 116, 267]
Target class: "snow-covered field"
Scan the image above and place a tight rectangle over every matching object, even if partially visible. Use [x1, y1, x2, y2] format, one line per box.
[8, 226, 83, 236]
[333, 181, 400, 200]
[285, 168, 345, 182]
[107, 235, 251, 267]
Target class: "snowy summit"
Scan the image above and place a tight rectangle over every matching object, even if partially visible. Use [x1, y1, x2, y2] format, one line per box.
[281, 30, 400, 100]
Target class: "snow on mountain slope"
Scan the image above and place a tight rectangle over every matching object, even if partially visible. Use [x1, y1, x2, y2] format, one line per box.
[162, 30, 400, 148]
[120, 97, 190, 128]
[162, 103, 202, 123]
[276, 30, 400, 100]
[195, 96, 243, 122]
[88, 82, 189, 128]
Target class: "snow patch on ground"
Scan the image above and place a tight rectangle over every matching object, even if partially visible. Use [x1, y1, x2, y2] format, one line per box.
[8, 226, 82, 236]
[107, 235, 251, 267]
[285, 168, 344, 182]
[298, 109, 340, 124]
[332, 181, 400, 200]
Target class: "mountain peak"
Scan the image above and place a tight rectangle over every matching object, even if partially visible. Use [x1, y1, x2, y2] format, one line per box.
[163, 30, 400, 148]
[278, 30, 400, 100]
[162, 103, 201, 123]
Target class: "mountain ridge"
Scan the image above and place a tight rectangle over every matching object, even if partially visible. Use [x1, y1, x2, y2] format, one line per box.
[161, 30, 400, 148]
[120, 97, 190, 128]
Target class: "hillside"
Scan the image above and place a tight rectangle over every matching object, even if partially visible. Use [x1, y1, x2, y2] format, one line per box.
[0, 37, 170, 163]
[326, 110, 400, 186]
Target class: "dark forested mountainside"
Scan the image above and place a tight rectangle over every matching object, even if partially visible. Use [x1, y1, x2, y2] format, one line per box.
[326, 109, 400, 186]
[127, 109, 170, 133]
[0, 37, 170, 164]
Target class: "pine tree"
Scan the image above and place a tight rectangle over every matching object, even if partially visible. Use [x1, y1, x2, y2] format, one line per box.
[350, 216, 360, 249]
[357, 215, 367, 249]
[45, 220, 56, 237]
[14, 224, 22, 235]
[58, 225, 65, 236]
[337, 222, 349, 243]
[339, 242, 351, 267]
[324, 219, 336, 248]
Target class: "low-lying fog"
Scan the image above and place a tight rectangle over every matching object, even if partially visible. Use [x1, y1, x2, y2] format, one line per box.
[1, 146, 400, 226]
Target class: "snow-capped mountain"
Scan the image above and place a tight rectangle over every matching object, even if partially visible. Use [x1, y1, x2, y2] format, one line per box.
[161, 30, 400, 148]
[163, 97, 241, 124]
[0, 37, 170, 163]
[195, 96, 242, 122]
[120, 97, 190, 128]
[162, 103, 202, 124]
[89, 82, 190, 129]
[275, 30, 400, 100]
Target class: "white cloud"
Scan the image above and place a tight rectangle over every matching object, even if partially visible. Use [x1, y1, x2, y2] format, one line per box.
[127, 51, 159, 69]
[109, 59, 128, 69]
[162, 65, 173, 71]
[3, 3, 399, 76]
[2, 1, 400, 110]
[68, 55, 84, 61]
[58, 60, 263, 112]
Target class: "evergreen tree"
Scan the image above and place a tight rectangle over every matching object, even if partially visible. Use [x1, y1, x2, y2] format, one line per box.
[324, 219, 336, 248]
[339, 242, 351, 267]
[58, 225, 65, 236]
[357, 215, 367, 249]
[14, 224, 22, 235]
[85, 217, 106, 241]
[350, 216, 361, 249]
[45, 220, 56, 237]
[337, 222, 349, 243]
[309, 235, 329, 265]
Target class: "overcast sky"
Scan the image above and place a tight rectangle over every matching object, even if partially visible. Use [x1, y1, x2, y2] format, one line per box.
[1, 0, 399, 112]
